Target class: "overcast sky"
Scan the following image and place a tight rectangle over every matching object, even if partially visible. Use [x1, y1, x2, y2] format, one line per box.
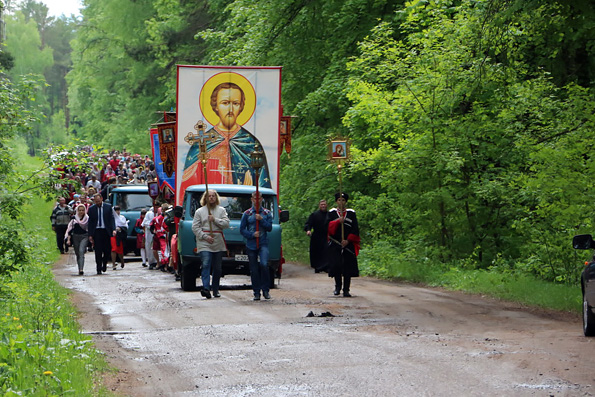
[40, 0, 82, 18]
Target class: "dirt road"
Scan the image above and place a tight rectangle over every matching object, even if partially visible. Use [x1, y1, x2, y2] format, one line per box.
[53, 252, 595, 396]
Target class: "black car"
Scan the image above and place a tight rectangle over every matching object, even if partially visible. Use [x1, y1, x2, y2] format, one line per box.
[572, 234, 595, 336]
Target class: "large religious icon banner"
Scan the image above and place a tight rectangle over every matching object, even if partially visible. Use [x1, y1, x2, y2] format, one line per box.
[176, 66, 282, 206]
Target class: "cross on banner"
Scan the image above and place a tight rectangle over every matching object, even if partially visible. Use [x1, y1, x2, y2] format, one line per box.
[184, 120, 217, 155]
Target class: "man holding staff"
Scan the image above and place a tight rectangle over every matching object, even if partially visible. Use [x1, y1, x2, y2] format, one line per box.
[326, 192, 360, 297]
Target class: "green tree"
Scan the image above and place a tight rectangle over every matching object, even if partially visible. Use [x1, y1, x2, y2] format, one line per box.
[343, 0, 595, 282]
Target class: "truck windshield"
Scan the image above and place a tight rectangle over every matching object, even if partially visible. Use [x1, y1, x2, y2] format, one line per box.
[115, 193, 154, 211]
[189, 192, 275, 220]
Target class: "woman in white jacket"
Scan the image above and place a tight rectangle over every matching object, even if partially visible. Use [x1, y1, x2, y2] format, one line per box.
[191, 190, 230, 299]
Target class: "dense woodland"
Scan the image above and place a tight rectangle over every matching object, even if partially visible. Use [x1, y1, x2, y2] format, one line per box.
[1, 0, 595, 284]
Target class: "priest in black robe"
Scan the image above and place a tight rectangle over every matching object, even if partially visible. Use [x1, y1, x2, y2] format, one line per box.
[304, 199, 329, 272]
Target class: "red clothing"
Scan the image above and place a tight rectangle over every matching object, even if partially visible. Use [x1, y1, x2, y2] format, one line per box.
[150, 214, 168, 239]
[151, 214, 169, 265]
[109, 159, 120, 171]
[135, 217, 145, 249]
[110, 236, 124, 255]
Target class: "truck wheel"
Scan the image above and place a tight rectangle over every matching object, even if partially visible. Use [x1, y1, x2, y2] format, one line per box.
[181, 262, 197, 291]
[583, 294, 595, 336]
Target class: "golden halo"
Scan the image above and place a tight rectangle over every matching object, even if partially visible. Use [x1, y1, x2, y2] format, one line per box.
[199, 72, 256, 127]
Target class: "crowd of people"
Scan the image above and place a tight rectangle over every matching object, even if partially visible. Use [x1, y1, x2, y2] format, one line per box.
[55, 149, 158, 207]
[50, 150, 174, 277]
[52, 149, 362, 298]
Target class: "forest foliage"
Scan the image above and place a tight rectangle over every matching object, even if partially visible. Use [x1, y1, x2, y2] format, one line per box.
[2, 0, 595, 285]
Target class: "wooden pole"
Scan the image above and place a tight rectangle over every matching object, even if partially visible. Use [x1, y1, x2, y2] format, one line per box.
[201, 156, 213, 237]
[338, 163, 344, 241]
[255, 169, 260, 248]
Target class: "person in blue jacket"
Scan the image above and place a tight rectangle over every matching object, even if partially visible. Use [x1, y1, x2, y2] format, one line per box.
[240, 191, 273, 300]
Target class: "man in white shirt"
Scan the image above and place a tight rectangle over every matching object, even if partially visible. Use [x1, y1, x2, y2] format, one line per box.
[142, 201, 160, 269]
[86, 175, 101, 192]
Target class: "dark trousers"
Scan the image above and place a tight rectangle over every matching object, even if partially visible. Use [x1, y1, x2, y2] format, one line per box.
[93, 229, 111, 273]
[334, 276, 351, 293]
[55, 225, 68, 253]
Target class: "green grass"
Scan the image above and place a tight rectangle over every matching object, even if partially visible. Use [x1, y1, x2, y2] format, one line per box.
[285, 236, 582, 314]
[0, 146, 111, 396]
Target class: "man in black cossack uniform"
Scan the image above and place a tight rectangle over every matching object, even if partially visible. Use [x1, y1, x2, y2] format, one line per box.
[326, 192, 360, 297]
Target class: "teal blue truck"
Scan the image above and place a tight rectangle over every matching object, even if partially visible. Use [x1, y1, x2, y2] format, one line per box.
[109, 185, 153, 255]
[177, 184, 289, 291]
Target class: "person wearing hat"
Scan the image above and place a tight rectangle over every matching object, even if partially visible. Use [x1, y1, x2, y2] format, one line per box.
[326, 192, 360, 297]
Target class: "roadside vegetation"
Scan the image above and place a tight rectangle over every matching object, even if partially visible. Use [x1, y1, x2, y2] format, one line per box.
[286, 236, 581, 313]
[0, 142, 110, 395]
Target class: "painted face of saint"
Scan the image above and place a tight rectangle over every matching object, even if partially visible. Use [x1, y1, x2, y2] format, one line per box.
[216, 88, 243, 130]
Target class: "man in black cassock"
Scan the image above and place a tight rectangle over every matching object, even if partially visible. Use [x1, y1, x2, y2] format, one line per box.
[304, 199, 329, 273]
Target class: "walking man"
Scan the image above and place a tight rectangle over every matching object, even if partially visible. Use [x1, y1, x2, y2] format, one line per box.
[304, 199, 329, 273]
[51, 197, 73, 254]
[88, 193, 115, 275]
[192, 190, 230, 299]
[327, 192, 360, 297]
[240, 192, 273, 300]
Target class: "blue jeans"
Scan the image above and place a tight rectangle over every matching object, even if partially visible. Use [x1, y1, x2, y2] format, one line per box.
[247, 245, 269, 296]
[200, 251, 223, 293]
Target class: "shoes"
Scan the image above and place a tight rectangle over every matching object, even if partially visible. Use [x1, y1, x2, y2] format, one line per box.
[121, 262, 125, 268]
[142, 263, 148, 267]
[200, 289, 212, 299]
[102, 264, 107, 272]
[60, 250, 65, 254]
[175, 274, 181, 281]
[79, 271, 84, 276]
[167, 267, 174, 274]
[113, 264, 117, 270]
[213, 292, 221, 298]
[263, 291, 271, 300]
[96, 271, 102, 275]
[334, 289, 340, 296]
[343, 292, 352, 297]
[253, 295, 260, 301]
[149, 264, 156, 270]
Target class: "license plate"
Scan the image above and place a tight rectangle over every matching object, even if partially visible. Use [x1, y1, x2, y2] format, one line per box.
[235, 254, 249, 262]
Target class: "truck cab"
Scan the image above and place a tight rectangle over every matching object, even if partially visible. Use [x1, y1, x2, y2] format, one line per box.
[177, 184, 289, 291]
[109, 185, 153, 254]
